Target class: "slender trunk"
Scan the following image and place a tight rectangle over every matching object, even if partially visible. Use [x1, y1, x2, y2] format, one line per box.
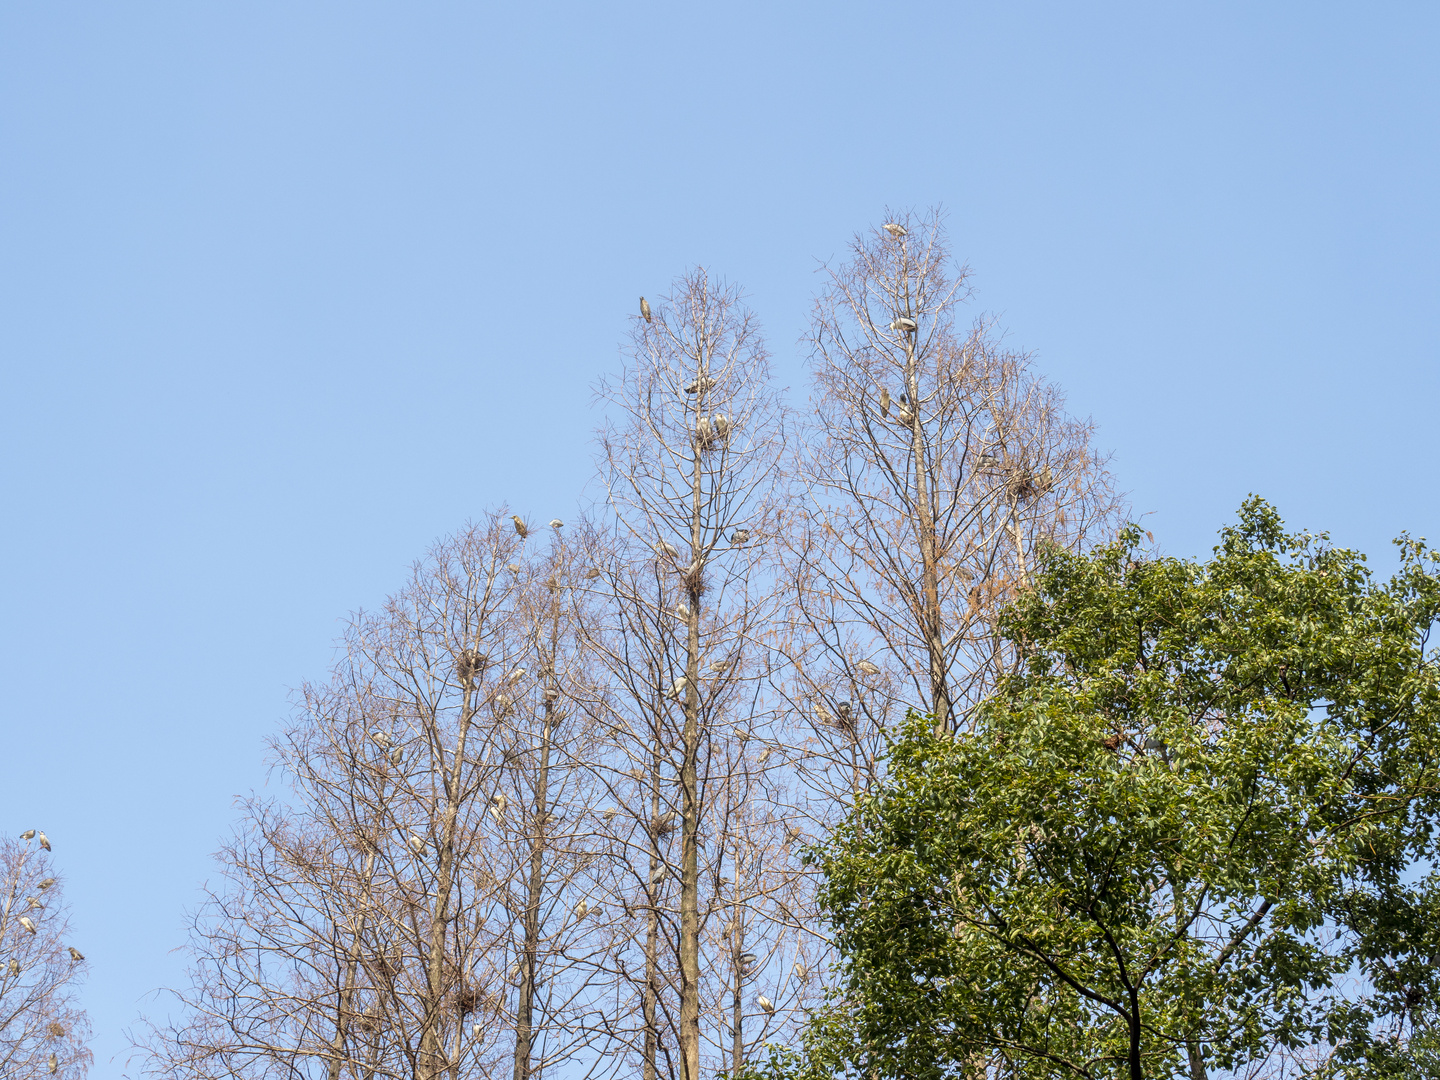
[421, 687, 478, 1080]
[329, 849, 378, 1080]
[1127, 991, 1143, 1080]
[729, 863, 743, 1076]
[643, 732, 662, 1080]
[899, 238, 950, 733]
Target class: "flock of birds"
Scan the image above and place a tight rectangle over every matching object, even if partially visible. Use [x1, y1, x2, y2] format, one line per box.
[8, 831, 85, 981]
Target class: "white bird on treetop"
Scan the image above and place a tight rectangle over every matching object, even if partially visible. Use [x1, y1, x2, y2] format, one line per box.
[757, 995, 776, 1014]
[473, 1023, 482, 1038]
[550, 518, 564, 529]
[48, 1052, 58, 1074]
[882, 222, 907, 238]
[20, 830, 34, 840]
[68, 947, 84, 962]
[640, 296, 652, 322]
[511, 515, 529, 539]
[855, 660, 882, 677]
[655, 540, 680, 560]
[19, 917, 36, 934]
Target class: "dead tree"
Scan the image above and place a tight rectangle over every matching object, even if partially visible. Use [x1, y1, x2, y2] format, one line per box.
[0, 834, 91, 1080]
[588, 270, 788, 1080]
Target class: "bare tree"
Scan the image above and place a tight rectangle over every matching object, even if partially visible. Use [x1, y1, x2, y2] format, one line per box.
[779, 210, 1121, 766]
[586, 271, 790, 1080]
[0, 834, 91, 1080]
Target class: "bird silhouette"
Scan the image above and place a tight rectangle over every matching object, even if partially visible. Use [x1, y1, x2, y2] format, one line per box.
[882, 222, 907, 239]
[855, 660, 882, 677]
[640, 296, 652, 323]
[20, 830, 34, 841]
[67, 947, 84, 962]
[550, 518, 564, 529]
[511, 515, 529, 539]
[757, 995, 776, 1014]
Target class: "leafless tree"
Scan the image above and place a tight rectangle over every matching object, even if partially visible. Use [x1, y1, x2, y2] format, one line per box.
[584, 270, 792, 1080]
[778, 210, 1121, 772]
[0, 834, 91, 1080]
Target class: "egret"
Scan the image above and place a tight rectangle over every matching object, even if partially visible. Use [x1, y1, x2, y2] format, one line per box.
[673, 603, 691, 621]
[19, 917, 36, 934]
[20, 830, 34, 840]
[602, 807, 618, 821]
[68, 947, 84, 962]
[855, 660, 881, 677]
[757, 748, 772, 765]
[506, 667, 526, 684]
[494, 692, 514, 716]
[640, 296, 652, 322]
[757, 995, 776, 1014]
[889, 316, 917, 334]
[473, 1023, 482, 1038]
[730, 529, 750, 545]
[879, 387, 890, 417]
[511, 515, 529, 539]
[407, 834, 426, 854]
[38, 878, 55, 890]
[655, 540, 680, 560]
[550, 518, 564, 529]
[664, 677, 687, 701]
[882, 222, 907, 239]
[490, 793, 508, 817]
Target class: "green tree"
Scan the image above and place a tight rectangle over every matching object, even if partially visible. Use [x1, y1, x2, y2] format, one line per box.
[778, 500, 1440, 1080]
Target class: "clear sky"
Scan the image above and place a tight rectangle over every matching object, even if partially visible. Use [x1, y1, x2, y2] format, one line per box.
[1, 2, 1436, 1074]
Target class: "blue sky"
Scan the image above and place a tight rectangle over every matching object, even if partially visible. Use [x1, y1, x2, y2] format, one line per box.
[1, 3, 1436, 1073]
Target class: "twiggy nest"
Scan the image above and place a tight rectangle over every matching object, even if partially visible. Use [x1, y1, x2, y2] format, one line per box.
[456, 649, 487, 686]
[47, 1023, 66, 1039]
[456, 987, 484, 1016]
[680, 562, 707, 597]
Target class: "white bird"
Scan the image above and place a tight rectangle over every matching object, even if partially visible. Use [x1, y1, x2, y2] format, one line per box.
[494, 692, 514, 716]
[882, 222, 907, 239]
[855, 660, 882, 677]
[601, 807, 619, 821]
[813, 703, 833, 726]
[370, 731, 392, 749]
[685, 375, 716, 395]
[507, 562, 522, 572]
[550, 518, 564, 529]
[67, 947, 84, 962]
[407, 834, 426, 855]
[664, 677, 688, 701]
[650, 867, 666, 884]
[20, 830, 34, 840]
[757, 995, 776, 1014]
[18, 917, 36, 935]
[37, 878, 55, 891]
[709, 660, 730, 673]
[757, 748, 772, 765]
[511, 515, 529, 539]
[889, 316, 917, 334]
[673, 603, 691, 621]
[543, 686, 560, 701]
[640, 296, 652, 322]
[655, 540, 680, 560]
[8, 958, 19, 975]
[473, 1023, 483, 1038]
[573, 899, 589, 919]
[793, 962, 807, 980]
[38, 833, 49, 851]
[730, 529, 750, 545]
[489, 793, 508, 818]
[506, 667, 526, 684]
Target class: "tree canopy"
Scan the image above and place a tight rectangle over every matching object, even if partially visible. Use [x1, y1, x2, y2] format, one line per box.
[779, 499, 1440, 1080]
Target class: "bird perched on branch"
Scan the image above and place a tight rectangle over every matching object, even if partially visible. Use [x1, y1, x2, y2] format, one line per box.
[640, 296, 652, 322]
[665, 677, 688, 701]
[655, 540, 680, 560]
[511, 515, 529, 539]
[389, 747, 403, 766]
[672, 603, 691, 621]
[48, 1053, 57, 1075]
[26, 898, 43, 910]
[730, 529, 750, 545]
[506, 666, 526, 684]
[709, 659, 730, 673]
[585, 567, 602, 579]
[19, 917, 36, 934]
[20, 830, 34, 841]
[889, 316, 917, 334]
[882, 222, 907, 239]
[67, 947, 84, 962]
[879, 387, 891, 417]
[793, 962, 807, 980]
[489, 793, 507, 818]
[38, 877, 55, 891]
[757, 995, 776, 1014]
[407, 834, 426, 855]
[573, 899, 589, 920]
[855, 660, 881, 677]
[685, 375, 716, 395]
[7, 958, 18, 976]
[550, 518, 564, 529]
[370, 731, 392, 749]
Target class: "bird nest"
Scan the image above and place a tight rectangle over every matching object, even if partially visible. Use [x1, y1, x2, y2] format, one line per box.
[456, 649, 487, 686]
[456, 987, 485, 1016]
[680, 563, 707, 597]
[47, 1023, 66, 1040]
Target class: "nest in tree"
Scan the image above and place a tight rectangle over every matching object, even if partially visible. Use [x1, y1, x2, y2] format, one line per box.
[680, 561, 707, 596]
[354, 1014, 381, 1034]
[47, 1023, 66, 1039]
[456, 649, 487, 687]
[652, 812, 676, 838]
[456, 987, 484, 1016]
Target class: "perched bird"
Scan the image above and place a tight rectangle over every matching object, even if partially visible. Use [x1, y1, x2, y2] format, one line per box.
[370, 731, 392, 749]
[26, 898, 43, 910]
[388, 747, 403, 767]
[650, 866, 666, 884]
[473, 1023, 483, 1039]
[407, 834, 426, 855]
[507, 562, 522, 573]
[640, 296, 652, 323]
[709, 660, 730, 673]
[793, 962, 807, 980]
[655, 540, 680, 560]
[855, 660, 882, 677]
[494, 692, 514, 716]
[757, 995, 776, 1014]
[837, 700, 853, 724]
[573, 899, 589, 920]
[889, 316, 917, 334]
[730, 529, 750, 545]
[664, 677, 688, 701]
[19, 917, 36, 935]
[550, 518, 564, 529]
[20, 830, 34, 841]
[601, 807, 619, 821]
[506, 666, 526, 684]
[882, 222, 907, 239]
[1036, 465, 1054, 495]
[652, 811, 676, 836]
[784, 825, 803, 844]
[511, 515, 529, 539]
[757, 748, 772, 765]
[585, 567, 602, 579]
[37, 878, 55, 891]
[685, 375, 716, 395]
[739, 951, 757, 965]
[8, 958, 19, 975]
[673, 603, 691, 621]
[879, 386, 891, 417]
[49, 1052, 57, 1075]
[813, 702, 833, 726]
[68, 947, 84, 962]
[489, 793, 508, 818]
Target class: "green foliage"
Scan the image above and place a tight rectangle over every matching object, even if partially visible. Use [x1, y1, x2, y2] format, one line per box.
[774, 500, 1440, 1080]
